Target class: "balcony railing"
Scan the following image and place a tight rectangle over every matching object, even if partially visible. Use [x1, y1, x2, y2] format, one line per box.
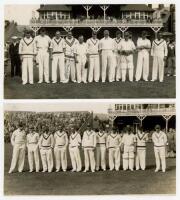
[108, 107, 176, 116]
[30, 18, 163, 27]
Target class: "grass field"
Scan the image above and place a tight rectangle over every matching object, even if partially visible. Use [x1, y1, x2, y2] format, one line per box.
[4, 59, 176, 99]
[4, 143, 176, 195]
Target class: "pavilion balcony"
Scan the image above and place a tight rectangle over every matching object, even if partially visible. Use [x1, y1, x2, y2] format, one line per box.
[108, 107, 175, 116]
[30, 18, 163, 28]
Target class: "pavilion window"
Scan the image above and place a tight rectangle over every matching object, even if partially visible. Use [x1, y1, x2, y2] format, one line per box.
[52, 11, 57, 20]
[140, 12, 144, 19]
[47, 11, 52, 19]
[135, 12, 140, 19]
[144, 12, 149, 19]
[44, 12, 47, 19]
[131, 12, 135, 19]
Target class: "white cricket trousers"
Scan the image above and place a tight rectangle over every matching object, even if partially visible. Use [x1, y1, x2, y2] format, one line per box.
[88, 55, 100, 82]
[52, 53, 65, 83]
[121, 55, 134, 82]
[84, 148, 95, 171]
[22, 57, 33, 84]
[101, 50, 114, 82]
[40, 148, 53, 172]
[95, 144, 106, 170]
[69, 146, 82, 172]
[9, 144, 26, 172]
[115, 53, 122, 81]
[27, 144, 40, 172]
[65, 58, 76, 82]
[135, 147, 146, 170]
[154, 146, 166, 171]
[76, 55, 87, 83]
[135, 51, 149, 81]
[37, 49, 49, 82]
[108, 147, 120, 171]
[54, 146, 67, 171]
[123, 145, 135, 170]
[152, 56, 165, 82]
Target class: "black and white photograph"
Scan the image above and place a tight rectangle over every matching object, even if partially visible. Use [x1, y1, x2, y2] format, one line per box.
[4, 3, 176, 99]
[4, 102, 176, 195]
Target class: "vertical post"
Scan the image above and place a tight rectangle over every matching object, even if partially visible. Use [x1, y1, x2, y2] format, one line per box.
[83, 5, 92, 19]
[100, 5, 109, 21]
[165, 119, 168, 133]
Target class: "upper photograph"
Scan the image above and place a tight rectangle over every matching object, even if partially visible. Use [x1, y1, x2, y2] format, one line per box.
[4, 4, 176, 99]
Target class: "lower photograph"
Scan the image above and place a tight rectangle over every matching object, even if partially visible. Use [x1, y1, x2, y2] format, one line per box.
[4, 102, 176, 195]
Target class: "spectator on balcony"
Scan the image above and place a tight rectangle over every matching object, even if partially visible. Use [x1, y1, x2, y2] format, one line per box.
[9, 36, 21, 77]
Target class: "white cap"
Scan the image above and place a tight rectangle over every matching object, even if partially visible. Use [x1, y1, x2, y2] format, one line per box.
[11, 36, 18, 39]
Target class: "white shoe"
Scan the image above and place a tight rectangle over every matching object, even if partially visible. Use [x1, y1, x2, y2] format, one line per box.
[52, 81, 57, 84]
[144, 79, 148, 82]
[29, 170, 33, 173]
[38, 81, 43, 83]
[29, 82, 34, 84]
[22, 82, 27, 85]
[103, 169, 106, 171]
[130, 169, 134, 171]
[162, 170, 166, 173]
[63, 170, 66, 172]
[56, 169, 59, 172]
[18, 171, 23, 173]
[136, 168, 139, 171]
[91, 170, 95, 173]
[83, 170, 87, 173]
[8, 170, 13, 174]
[155, 168, 159, 172]
[151, 79, 155, 82]
[72, 80, 76, 83]
[42, 170, 47, 173]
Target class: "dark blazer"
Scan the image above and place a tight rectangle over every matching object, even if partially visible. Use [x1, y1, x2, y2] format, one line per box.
[9, 42, 20, 58]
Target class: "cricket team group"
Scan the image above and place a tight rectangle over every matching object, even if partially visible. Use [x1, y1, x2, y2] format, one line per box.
[16, 28, 173, 85]
[9, 122, 168, 174]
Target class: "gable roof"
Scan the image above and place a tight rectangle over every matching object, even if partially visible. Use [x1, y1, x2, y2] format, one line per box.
[120, 4, 154, 12]
[37, 5, 72, 12]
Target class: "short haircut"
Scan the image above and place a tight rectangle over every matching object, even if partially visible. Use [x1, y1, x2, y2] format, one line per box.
[116, 30, 121, 36]
[40, 28, 46, 32]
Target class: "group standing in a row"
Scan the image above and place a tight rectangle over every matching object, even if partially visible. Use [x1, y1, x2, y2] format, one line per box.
[16, 28, 175, 85]
[9, 123, 168, 174]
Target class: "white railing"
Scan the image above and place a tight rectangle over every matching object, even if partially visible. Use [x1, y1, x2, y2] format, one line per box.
[108, 107, 176, 116]
[30, 18, 163, 27]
